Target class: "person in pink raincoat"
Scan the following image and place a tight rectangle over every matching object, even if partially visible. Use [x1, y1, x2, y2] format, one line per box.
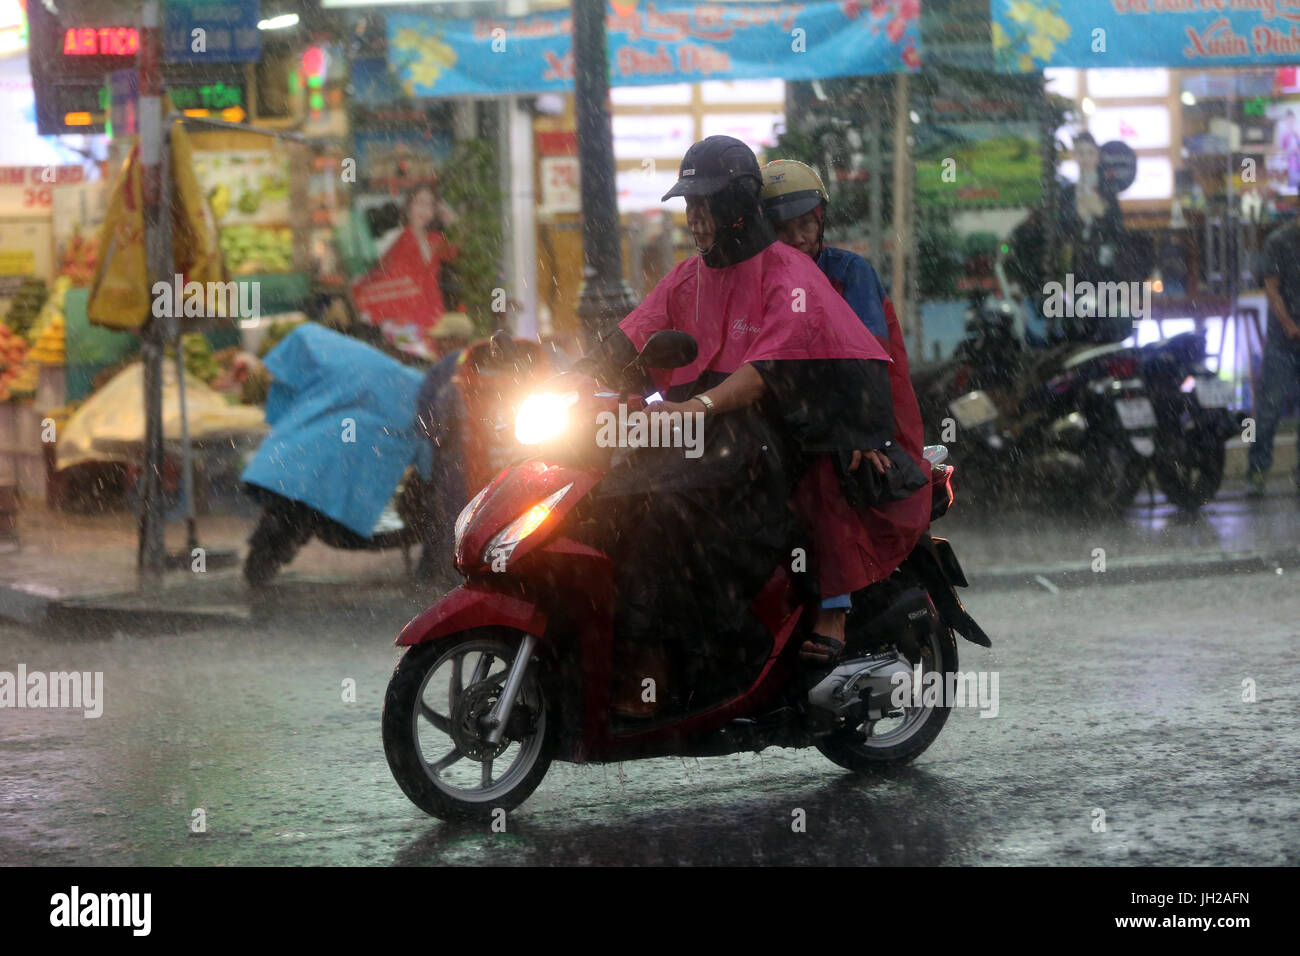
[577, 137, 924, 713]
[762, 159, 933, 663]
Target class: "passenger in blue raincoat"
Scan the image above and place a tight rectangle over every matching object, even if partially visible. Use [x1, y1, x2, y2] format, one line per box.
[242, 323, 431, 540]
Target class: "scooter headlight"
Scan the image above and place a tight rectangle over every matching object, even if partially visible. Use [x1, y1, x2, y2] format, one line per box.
[483, 483, 573, 565]
[515, 391, 579, 445]
[453, 485, 490, 552]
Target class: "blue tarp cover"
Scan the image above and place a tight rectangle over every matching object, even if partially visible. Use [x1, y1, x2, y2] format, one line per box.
[242, 324, 431, 538]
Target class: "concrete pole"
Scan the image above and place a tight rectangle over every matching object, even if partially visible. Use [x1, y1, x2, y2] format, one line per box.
[137, 0, 166, 576]
[509, 98, 538, 339]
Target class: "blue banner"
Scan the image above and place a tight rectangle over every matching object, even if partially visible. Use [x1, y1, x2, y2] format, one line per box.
[993, 0, 1300, 71]
[388, 1, 921, 98]
[165, 1, 262, 65]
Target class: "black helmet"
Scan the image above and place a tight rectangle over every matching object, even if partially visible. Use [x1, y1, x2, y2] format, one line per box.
[661, 135, 762, 201]
[663, 137, 773, 268]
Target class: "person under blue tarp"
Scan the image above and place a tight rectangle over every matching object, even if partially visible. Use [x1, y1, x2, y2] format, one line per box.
[242, 322, 432, 541]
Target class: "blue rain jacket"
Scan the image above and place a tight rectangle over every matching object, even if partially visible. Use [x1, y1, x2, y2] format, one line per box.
[242, 324, 432, 538]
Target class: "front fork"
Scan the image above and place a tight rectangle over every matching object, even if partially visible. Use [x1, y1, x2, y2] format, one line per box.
[482, 633, 538, 745]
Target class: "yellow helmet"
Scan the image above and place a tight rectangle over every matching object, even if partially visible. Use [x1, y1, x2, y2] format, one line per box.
[760, 159, 828, 223]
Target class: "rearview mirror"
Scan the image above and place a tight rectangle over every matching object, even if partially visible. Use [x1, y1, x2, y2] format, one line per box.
[490, 330, 519, 361]
[638, 330, 698, 370]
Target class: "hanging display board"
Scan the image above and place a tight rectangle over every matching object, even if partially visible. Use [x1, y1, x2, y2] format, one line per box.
[388, 0, 922, 98]
[993, 0, 1300, 71]
[915, 70, 1043, 210]
[27, 0, 255, 134]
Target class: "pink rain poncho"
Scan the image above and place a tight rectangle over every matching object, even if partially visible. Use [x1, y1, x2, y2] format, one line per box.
[579, 238, 917, 662]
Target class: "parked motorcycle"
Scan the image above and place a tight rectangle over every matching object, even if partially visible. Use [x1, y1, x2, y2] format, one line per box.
[1134, 331, 1240, 511]
[381, 331, 991, 822]
[913, 299, 1148, 514]
[914, 296, 1242, 513]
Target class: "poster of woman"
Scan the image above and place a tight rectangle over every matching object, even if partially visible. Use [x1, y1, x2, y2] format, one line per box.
[352, 182, 459, 357]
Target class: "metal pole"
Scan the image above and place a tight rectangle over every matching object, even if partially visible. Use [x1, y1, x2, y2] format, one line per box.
[138, 0, 166, 576]
[156, 120, 195, 556]
[175, 345, 197, 551]
[890, 73, 911, 343]
[572, 0, 637, 349]
[1223, 82, 1237, 348]
[868, 89, 882, 268]
[1041, 75, 1060, 341]
[498, 96, 513, 333]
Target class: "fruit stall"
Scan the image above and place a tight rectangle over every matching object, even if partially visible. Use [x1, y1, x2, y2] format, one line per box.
[0, 111, 352, 536]
[0, 274, 69, 520]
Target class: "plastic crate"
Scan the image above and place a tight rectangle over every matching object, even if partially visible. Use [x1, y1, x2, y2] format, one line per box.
[36, 365, 65, 411]
[16, 404, 43, 447]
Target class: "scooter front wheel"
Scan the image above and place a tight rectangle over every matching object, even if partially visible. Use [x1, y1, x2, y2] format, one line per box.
[382, 628, 555, 822]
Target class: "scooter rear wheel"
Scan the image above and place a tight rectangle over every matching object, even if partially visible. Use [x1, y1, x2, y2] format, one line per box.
[815, 620, 958, 772]
[382, 628, 556, 822]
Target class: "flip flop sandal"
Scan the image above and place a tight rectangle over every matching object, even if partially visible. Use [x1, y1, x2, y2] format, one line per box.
[800, 633, 845, 664]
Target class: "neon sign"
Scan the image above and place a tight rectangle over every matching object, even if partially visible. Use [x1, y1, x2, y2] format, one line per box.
[62, 26, 138, 57]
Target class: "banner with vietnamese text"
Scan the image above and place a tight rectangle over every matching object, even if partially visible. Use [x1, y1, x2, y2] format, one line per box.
[993, 0, 1300, 72]
[388, 1, 921, 98]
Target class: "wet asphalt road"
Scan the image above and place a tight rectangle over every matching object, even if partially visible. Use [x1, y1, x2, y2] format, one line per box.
[2, 561, 1297, 866]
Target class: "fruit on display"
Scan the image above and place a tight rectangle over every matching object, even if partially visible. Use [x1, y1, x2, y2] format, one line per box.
[4, 362, 38, 401]
[28, 317, 66, 365]
[218, 224, 294, 274]
[210, 347, 268, 405]
[0, 326, 35, 403]
[236, 189, 261, 215]
[208, 183, 230, 220]
[259, 172, 289, 200]
[180, 333, 220, 383]
[0, 324, 28, 370]
[59, 231, 100, 285]
[255, 317, 303, 358]
[26, 276, 70, 365]
[3, 278, 48, 338]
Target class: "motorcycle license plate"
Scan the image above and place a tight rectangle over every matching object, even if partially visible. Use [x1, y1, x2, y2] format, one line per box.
[949, 390, 998, 429]
[1194, 377, 1234, 409]
[1130, 436, 1155, 458]
[1115, 397, 1156, 430]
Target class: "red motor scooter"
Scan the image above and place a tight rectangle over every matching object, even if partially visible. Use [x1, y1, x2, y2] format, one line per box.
[382, 331, 992, 821]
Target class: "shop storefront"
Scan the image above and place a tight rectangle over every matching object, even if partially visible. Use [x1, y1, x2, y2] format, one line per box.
[990, 0, 1300, 407]
[380, 0, 921, 341]
[1, 1, 344, 509]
